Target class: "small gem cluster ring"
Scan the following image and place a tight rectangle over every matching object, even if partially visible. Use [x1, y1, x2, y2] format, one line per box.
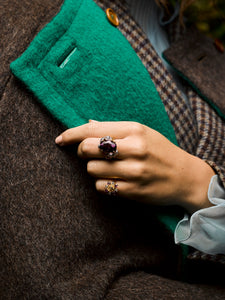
[104, 181, 118, 196]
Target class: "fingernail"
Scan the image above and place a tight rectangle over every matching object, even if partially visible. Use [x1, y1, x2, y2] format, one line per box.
[89, 119, 98, 123]
[55, 135, 63, 144]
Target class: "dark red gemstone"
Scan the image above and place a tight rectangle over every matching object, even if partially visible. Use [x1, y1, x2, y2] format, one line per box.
[99, 140, 116, 153]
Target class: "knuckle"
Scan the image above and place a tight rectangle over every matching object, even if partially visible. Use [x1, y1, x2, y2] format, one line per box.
[95, 180, 102, 192]
[80, 140, 89, 156]
[87, 161, 95, 174]
[133, 137, 148, 158]
[87, 121, 98, 137]
[138, 164, 147, 178]
[130, 122, 145, 136]
[131, 162, 146, 179]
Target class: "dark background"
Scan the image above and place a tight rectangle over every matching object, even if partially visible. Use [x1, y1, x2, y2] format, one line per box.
[186, 0, 225, 44]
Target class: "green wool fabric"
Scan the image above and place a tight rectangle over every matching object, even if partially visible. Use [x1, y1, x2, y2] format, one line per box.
[10, 0, 186, 242]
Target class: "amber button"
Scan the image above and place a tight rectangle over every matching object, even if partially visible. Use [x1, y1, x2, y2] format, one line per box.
[106, 8, 119, 27]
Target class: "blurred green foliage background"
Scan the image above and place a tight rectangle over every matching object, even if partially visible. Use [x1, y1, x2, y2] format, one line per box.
[185, 0, 225, 44]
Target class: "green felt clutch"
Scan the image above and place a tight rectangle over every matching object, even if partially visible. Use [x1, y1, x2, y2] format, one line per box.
[10, 0, 188, 254]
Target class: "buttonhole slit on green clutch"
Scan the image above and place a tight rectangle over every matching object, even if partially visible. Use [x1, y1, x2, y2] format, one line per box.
[58, 47, 78, 69]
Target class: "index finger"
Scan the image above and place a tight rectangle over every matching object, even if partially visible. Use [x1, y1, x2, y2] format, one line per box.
[55, 121, 136, 145]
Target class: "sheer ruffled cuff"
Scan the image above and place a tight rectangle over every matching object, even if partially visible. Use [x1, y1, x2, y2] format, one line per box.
[175, 175, 225, 255]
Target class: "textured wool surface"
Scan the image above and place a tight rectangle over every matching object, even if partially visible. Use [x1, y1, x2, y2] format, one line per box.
[10, 0, 185, 235]
[163, 28, 225, 120]
[1, 0, 225, 298]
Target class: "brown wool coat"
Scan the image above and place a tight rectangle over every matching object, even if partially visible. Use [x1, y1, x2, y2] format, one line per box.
[1, 0, 225, 298]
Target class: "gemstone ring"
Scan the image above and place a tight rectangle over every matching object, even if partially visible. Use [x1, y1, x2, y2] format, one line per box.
[105, 181, 118, 196]
[98, 136, 118, 159]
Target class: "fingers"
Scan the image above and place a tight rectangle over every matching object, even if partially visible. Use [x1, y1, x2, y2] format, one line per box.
[77, 137, 145, 160]
[87, 159, 144, 181]
[55, 121, 145, 146]
[77, 137, 120, 159]
[95, 179, 136, 198]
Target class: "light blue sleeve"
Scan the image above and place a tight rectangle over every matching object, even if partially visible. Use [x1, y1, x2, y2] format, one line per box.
[175, 175, 225, 255]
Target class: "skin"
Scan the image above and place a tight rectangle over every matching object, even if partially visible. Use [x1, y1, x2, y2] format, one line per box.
[55, 120, 215, 214]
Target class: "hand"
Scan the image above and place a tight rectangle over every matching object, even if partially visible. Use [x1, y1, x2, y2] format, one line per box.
[55, 121, 215, 213]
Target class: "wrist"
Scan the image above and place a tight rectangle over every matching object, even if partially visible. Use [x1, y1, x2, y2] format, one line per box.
[179, 155, 215, 214]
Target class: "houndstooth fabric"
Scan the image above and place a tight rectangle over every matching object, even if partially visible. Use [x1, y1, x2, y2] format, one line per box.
[188, 89, 225, 186]
[94, 0, 225, 189]
[188, 250, 225, 266]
